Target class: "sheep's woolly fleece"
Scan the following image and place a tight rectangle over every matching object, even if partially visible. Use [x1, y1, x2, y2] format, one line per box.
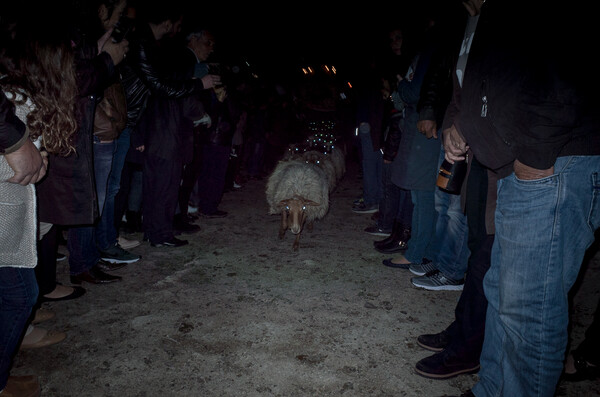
[265, 159, 329, 222]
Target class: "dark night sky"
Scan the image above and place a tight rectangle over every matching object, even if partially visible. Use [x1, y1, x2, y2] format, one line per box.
[184, 1, 460, 81]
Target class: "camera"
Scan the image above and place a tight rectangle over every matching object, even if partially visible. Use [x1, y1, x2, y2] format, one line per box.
[111, 15, 134, 43]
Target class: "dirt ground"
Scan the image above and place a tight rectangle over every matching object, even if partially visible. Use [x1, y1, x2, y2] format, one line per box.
[13, 157, 600, 397]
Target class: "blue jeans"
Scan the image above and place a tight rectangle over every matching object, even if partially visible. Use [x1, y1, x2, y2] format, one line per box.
[473, 155, 600, 397]
[432, 148, 470, 280]
[68, 139, 114, 274]
[404, 189, 437, 264]
[96, 129, 130, 251]
[0, 267, 38, 390]
[359, 123, 383, 207]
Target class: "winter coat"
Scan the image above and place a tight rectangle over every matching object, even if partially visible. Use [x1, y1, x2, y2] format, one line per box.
[452, 1, 600, 178]
[36, 43, 115, 226]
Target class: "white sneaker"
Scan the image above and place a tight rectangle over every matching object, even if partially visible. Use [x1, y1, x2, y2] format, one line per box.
[118, 236, 140, 250]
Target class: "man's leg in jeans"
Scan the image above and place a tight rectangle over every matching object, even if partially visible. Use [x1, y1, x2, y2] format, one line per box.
[97, 129, 129, 252]
[473, 156, 600, 397]
[0, 267, 38, 390]
[414, 157, 493, 377]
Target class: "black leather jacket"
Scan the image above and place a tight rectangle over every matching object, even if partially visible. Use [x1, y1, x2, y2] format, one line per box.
[119, 22, 205, 131]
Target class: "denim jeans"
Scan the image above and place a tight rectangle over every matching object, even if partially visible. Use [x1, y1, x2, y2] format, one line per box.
[96, 128, 130, 251]
[404, 189, 437, 264]
[0, 267, 38, 390]
[473, 155, 600, 397]
[432, 148, 470, 280]
[358, 123, 383, 207]
[67, 139, 114, 274]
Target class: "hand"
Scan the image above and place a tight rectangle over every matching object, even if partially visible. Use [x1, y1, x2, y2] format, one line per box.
[214, 86, 227, 102]
[513, 159, 554, 180]
[417, 120, 438, 139]
[135, 145, 144, 152]
[201, 74, 221, 90]
[101, 37, 129, 65]
[5, 139, 47, 185]
[443, 124, 469, 163]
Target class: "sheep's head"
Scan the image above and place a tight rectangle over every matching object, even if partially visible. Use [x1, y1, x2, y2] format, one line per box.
[279, 196, 320, 234]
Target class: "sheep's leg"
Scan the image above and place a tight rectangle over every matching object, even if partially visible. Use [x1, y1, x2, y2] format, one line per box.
[293, 232, 301, 251]
[279, 211, 287, 240]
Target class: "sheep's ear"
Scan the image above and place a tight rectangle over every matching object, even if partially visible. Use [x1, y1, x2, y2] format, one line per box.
[303, 199, 320, 206]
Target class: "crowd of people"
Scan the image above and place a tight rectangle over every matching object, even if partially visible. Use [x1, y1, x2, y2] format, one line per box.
[350, 0, 599, 396]
[1, 0, 599, 396]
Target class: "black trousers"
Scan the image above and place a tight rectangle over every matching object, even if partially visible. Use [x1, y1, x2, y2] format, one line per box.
[196, 143, 230, 215]
[143, 154, 182, 244]
[444, 157, 494, 363]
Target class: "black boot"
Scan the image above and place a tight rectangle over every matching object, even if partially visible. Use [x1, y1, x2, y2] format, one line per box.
[374, 221, 401, 248]
[374, 223, 411, 254]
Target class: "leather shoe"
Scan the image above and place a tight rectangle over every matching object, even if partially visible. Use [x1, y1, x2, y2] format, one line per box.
[382, 258, 411, 269]
[32, 309, 55, 324]
[375, 239, 408, 253]
[1, 375, 41, 397]
[417, 329, 451, 352]
[20, 327, 66, 349]
[173, 218, 201, 234]
[70, 265, 122, 284]
[151, 236, 188, 247]
[40, 285, 86, 302]
[415, 350, 479, 379]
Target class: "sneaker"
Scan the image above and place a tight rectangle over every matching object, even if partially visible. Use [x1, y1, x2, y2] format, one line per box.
[409, 259, 437, 276]
[95, 258, 127, 272]
[352, 202, 378, 214]
[99, 244, 141, 264]
[352, 197, 364, 206]
[364, 225, 391, 237]
[56, 253, 67, 261]
[411, 270, 465, 291]
[415, 350, 479, 379]
[188, 205, 198, 214]
[417, 329, 451, 352]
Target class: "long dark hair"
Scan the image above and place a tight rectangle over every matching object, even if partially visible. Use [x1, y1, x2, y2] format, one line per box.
[0, 7, 78, 156]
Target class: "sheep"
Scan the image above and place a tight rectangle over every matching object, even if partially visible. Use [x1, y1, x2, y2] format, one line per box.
[302, 150, 337, 193]
[329, 146, 346, 182]
[266, 159, 329, 251]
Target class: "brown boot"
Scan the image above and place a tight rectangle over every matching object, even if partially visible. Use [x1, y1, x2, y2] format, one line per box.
[1, 375, 41, 397]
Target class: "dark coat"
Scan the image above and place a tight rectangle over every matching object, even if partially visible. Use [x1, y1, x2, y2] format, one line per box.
[36, 47, 115, 226]
[390, 28, 442, 191]
[120, 22, 206, 153]
[453, 1, 600, 177]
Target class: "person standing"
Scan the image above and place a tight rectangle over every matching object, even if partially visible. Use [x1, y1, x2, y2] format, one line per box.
[442, 1, 600, 396]
[0, 88, 45, 397]
[120, 4, 219, 247]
